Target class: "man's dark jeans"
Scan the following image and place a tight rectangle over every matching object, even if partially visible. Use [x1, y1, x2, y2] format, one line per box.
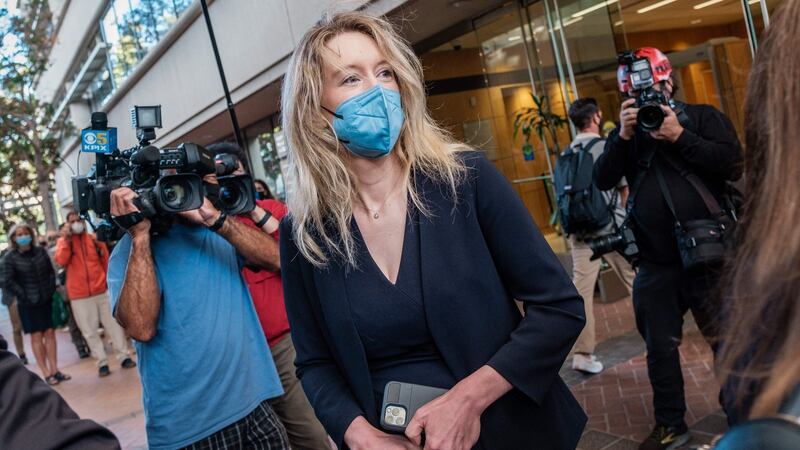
[632, 260, 722, 427]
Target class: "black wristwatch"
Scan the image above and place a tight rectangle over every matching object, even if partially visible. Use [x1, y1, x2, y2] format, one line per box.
[255, 210, 273, 229]
[208, 212, 228, 232]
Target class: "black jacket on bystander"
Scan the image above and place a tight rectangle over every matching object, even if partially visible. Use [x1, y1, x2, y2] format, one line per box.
[2, 246, 56, 306]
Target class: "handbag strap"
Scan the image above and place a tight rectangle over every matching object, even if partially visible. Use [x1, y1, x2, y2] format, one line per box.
[659, 150, 728, 222]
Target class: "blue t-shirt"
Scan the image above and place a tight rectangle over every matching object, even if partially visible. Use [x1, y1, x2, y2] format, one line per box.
[107, 224, 283, 449]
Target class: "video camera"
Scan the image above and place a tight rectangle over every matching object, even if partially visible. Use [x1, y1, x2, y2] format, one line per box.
[72, 106, 255, 241]
[618, 51, 674, 132]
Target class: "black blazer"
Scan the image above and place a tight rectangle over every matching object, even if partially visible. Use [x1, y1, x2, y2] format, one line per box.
[280, 154, 587, 449]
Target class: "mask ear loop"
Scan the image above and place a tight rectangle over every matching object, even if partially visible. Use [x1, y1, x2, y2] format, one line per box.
[321, 105, 343, 119]
[321, 106, 350, 144]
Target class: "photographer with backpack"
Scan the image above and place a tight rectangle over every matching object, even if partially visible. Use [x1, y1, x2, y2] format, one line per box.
[556, 98, 636, 375]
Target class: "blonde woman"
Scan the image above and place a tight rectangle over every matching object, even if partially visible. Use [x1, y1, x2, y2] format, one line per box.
[280, 12, 586, 450]
[3, 223, 68, 385]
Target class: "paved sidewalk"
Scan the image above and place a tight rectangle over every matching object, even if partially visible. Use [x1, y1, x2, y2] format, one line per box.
[2, 293, 727, 450]
[0, 306, 147, 449]
[570, 298, 729, 450]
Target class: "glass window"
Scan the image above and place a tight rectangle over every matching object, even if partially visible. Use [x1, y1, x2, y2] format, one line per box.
[255, 128, 287, 200]
[539, 0, 780, 145]
[89, 68, 114, 109]
[99, 0, 193, 91]
[420, 5, 567, 244]
[748, 0, 782, 43]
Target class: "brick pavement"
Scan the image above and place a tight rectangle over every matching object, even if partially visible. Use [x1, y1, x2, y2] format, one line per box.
[572, 295, 728, 450]
[2, 291, 726, 450]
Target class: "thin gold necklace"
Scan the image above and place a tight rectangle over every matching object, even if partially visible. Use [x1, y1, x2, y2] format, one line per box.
[358, 173, 404, 220]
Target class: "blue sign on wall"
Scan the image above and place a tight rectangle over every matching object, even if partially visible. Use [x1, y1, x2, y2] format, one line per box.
[80, 127, 117, 154]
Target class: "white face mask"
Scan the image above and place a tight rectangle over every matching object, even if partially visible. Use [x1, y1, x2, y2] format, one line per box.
[71, 222, 85, 234]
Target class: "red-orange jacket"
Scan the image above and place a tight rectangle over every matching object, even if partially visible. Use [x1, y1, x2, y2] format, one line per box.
[54, 233, 110, 300]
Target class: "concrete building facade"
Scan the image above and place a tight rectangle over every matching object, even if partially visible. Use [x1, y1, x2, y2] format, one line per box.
[42, 0, 777, 242]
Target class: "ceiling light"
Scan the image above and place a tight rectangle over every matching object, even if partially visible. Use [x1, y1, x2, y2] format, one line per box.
[553, 16, 584, 31]
[694, 0, 723, 9]
[533, 25, 546, 33]
[508, 35, 521, 41]
[691, 19, 703, 24]
[748, 0, 759, 3]
[637, 0, 677, 14]
[614, 20, 624, 26]
[572, 0, 618, 18]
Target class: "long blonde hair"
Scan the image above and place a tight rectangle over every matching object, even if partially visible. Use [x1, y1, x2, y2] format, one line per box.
[281, 11, 469, 268]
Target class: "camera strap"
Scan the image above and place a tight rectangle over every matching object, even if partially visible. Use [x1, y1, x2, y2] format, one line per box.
[671, 101, 696, 133]
[658, 151, 730, 223]
[653, 162, 681, 227]
[626, 146, 657, 214]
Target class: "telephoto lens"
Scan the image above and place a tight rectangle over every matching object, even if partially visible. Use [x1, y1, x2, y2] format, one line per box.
[588, 233, 625, 261]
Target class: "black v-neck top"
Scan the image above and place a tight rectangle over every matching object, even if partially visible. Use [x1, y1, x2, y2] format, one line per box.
[345, 208, 456, 413]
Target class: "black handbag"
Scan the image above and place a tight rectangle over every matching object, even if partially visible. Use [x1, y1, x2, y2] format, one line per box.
[653, 153, 736, 271]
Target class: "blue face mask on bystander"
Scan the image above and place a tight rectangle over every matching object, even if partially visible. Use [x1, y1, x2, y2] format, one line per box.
[15, 235, 32, 246]
[325, 84, 405, 159]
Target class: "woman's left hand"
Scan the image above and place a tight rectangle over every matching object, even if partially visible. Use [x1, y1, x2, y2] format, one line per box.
[404, 388, 482, 450]
[405, 365, 512, 450]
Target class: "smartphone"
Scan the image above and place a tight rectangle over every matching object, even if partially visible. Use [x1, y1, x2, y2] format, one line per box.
[380, 381, 449, 433]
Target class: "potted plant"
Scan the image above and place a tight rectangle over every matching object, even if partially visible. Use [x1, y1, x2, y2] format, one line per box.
[512, 93, 569, 161]
[512, 93, 570, 230]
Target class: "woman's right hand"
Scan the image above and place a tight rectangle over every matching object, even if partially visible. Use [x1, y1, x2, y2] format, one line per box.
[344, 416, 421, 450]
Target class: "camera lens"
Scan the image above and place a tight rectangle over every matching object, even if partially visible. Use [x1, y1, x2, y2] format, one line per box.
[219, 185, 240, 208]
[637, 103, 665, 132]
[588, 233, 624, 261]
[214, 175, 255, 215]
[161, 181, 189, 210]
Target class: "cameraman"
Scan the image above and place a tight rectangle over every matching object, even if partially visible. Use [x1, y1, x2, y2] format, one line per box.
[106, 184, 290, 449]
[205, 142, 330, 450]
[565, 98, 636, 375]
[594, 47, 742, 450]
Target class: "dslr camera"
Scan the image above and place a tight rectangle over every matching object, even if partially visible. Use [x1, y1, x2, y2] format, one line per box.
[586, 220, 640, 266]
[618, 51, 674, 132]
[72, 106, 255, 241]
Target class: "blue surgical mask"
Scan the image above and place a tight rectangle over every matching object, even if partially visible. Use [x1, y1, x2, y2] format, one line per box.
[325, 85, 405, 159]
[15, 235, 32, 246]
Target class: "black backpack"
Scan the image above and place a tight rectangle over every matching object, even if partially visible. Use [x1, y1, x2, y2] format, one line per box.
[554, 138, 611, 236]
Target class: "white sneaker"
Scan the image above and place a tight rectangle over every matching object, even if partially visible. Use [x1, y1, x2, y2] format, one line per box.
[572, 353, 604, 374]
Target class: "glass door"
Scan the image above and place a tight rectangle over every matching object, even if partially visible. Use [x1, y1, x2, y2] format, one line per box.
[419, 3, 567, 240]
[529, 0, 774, 145]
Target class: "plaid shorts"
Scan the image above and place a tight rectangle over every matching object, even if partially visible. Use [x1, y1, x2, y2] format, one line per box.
[181, 400, 290, 450]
